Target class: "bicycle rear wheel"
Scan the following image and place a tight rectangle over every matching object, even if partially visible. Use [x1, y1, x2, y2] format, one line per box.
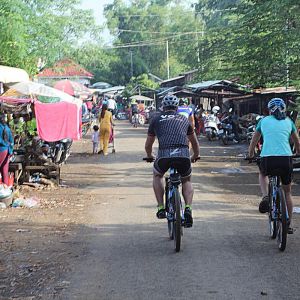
[268, 185, 277, 239]
[277, 188, 288, 251]
[165, 180, 174, 240]
[173, 189, 182, 252]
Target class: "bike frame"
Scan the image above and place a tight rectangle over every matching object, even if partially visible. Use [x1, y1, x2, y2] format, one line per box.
[269, 175, 289, 227]
[165, 168, 184, 227]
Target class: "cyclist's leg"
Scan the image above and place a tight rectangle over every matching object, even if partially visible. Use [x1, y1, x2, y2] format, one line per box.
[282, 184, 293, 222]
[258, 158, 270, 213]
[174, 157, 193, 226]
[153, 158, 169, 218]
[259, 172, 269, 197]
[181, 176, 193, 206]
[153, 171, 164, 207]
[280, 157, 293, 228]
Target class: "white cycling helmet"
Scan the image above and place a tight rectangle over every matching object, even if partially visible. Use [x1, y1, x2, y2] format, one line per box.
[267, 98, 286, 120]
[212, 106, 220, 114]
[162, 94, 179, 108]
[267, 98, 286, 113]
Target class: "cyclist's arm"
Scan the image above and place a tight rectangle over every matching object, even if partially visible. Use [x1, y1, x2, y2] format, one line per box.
[291, 131, 300, 154]
[248, 130, 261, 157]
[145, 135, 155, 158]
[189, 114, 195, 129]
[188, 132, 200, 161]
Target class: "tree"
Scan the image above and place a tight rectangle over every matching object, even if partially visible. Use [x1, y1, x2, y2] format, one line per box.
[0, 0, 100, 74]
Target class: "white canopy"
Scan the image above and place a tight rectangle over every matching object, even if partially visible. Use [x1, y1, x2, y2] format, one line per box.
[0, 65, 30, 83]
[130, 95, 154, 102]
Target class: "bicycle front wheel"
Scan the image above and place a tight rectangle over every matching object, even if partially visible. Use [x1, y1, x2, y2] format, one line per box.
[173, 189, 182, 252]
[277, 188, 288, 251]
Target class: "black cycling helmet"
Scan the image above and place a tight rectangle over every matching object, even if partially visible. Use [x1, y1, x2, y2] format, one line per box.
[267, 98, 286, 120]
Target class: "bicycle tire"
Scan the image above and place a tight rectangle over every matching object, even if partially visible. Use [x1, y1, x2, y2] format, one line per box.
[268, 183, 277, 239]
[277, 188, 288, 251]
[173, 188, 182, 252]
[222, 135, 229, 145]
[165, 180, 174, 240]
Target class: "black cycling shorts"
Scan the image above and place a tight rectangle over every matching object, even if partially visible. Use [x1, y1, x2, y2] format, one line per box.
[259, 156, 293, 185]
[154, 157, 191, 178]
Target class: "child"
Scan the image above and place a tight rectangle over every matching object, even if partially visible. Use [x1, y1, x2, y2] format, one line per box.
[92, 125, 99, 154]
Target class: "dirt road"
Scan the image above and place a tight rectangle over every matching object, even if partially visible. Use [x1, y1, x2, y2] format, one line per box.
[2, 121, 300, 299]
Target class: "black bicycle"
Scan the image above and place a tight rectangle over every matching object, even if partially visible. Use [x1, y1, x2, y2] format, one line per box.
[247, 157, 289, 251]
[144, 157, 199, 252]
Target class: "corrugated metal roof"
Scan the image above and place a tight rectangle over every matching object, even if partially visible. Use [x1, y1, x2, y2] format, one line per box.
[187, 80, 223, 90]
[253, 87, 297, 94]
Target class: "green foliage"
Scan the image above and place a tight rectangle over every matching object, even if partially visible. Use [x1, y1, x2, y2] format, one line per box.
[123, 73, 159, 97]
[194, 0, 300, 88]
[0, 0, 99, 75]
[103, 0, 202, 81]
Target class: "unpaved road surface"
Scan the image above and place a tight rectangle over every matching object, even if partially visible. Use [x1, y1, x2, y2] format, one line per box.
[2, 120, 300, 299]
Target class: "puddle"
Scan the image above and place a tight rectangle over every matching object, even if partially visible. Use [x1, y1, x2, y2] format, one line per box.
[212, 168, 245, 174]
[293, 207, 300, 213]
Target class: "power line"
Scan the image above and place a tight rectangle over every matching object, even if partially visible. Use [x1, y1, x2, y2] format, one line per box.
[117, 29, 204, 35]
[110, 32, 202, 48]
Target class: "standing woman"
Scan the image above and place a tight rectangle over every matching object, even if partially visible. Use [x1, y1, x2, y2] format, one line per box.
[99, 104, 113, 155]
[0, 113, 14, 185]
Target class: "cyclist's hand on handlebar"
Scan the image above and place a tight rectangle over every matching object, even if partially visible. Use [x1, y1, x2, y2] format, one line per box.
[191, 155, 200, 163]
[143, 155, 155, 162]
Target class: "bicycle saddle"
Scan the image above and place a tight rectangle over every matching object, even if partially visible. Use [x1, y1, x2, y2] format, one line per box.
[170, 173, 181, 185]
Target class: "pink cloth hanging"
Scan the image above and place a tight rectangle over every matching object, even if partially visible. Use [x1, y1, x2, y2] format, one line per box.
[35, 101, 81, 142]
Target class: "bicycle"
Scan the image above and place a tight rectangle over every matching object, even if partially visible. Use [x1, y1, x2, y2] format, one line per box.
[247, 157, 290, 251]
[144, 157, 199, 252]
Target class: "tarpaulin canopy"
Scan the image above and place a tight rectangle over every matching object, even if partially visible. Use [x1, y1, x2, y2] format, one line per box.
[8, 81, 80, 104]
[54, 79, 91, 98]
[130, 95, 154, 102]
[0, 65, 30, 83]
[0, 81, 82, 141]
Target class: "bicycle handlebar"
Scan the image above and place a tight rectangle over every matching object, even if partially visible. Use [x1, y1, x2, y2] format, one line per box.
[143, 157, 155, 163]
[244, 154, 300, 163]
[143, 156, 201, 163]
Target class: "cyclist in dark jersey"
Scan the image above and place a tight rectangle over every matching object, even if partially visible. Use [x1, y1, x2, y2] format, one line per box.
[145, 94, 200, 227]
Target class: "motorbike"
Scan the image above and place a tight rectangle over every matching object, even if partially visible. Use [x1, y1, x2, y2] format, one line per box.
[204, 114, 220, 141]
[246, 115, 263, 156]
[218, 114, 237, 145]
[43, 138, 73, 165]
[131, 112, 145, 127]
[116, 111, 128, 120]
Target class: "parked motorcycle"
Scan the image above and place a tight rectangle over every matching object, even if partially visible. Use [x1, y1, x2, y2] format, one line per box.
[246, 115, 263, 156]
[204, 114, 220, 141]
[132, 112, 145, 127]
[204, 106, 221, 141]
[116, 111, 128, 120]
[43, 138, 73, 165]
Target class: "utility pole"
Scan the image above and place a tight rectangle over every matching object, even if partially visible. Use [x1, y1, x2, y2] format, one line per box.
[166, 40, 170, 79]
[130, 50, 133, 78]
[285, 18, 290, 90]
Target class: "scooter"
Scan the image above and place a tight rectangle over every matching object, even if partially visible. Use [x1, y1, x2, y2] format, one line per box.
[204, 114, 220, 141]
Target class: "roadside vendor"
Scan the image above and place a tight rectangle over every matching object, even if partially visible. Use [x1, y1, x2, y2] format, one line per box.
[0, 113, 14, 186]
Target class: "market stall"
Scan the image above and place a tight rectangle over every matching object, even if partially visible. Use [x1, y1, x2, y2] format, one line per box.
[0, 81, 82, 185]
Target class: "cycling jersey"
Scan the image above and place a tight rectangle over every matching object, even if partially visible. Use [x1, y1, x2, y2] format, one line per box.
[256, 115, 296, 156]
[177, 106, 193, 119]
[148, 111, 193, 153]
